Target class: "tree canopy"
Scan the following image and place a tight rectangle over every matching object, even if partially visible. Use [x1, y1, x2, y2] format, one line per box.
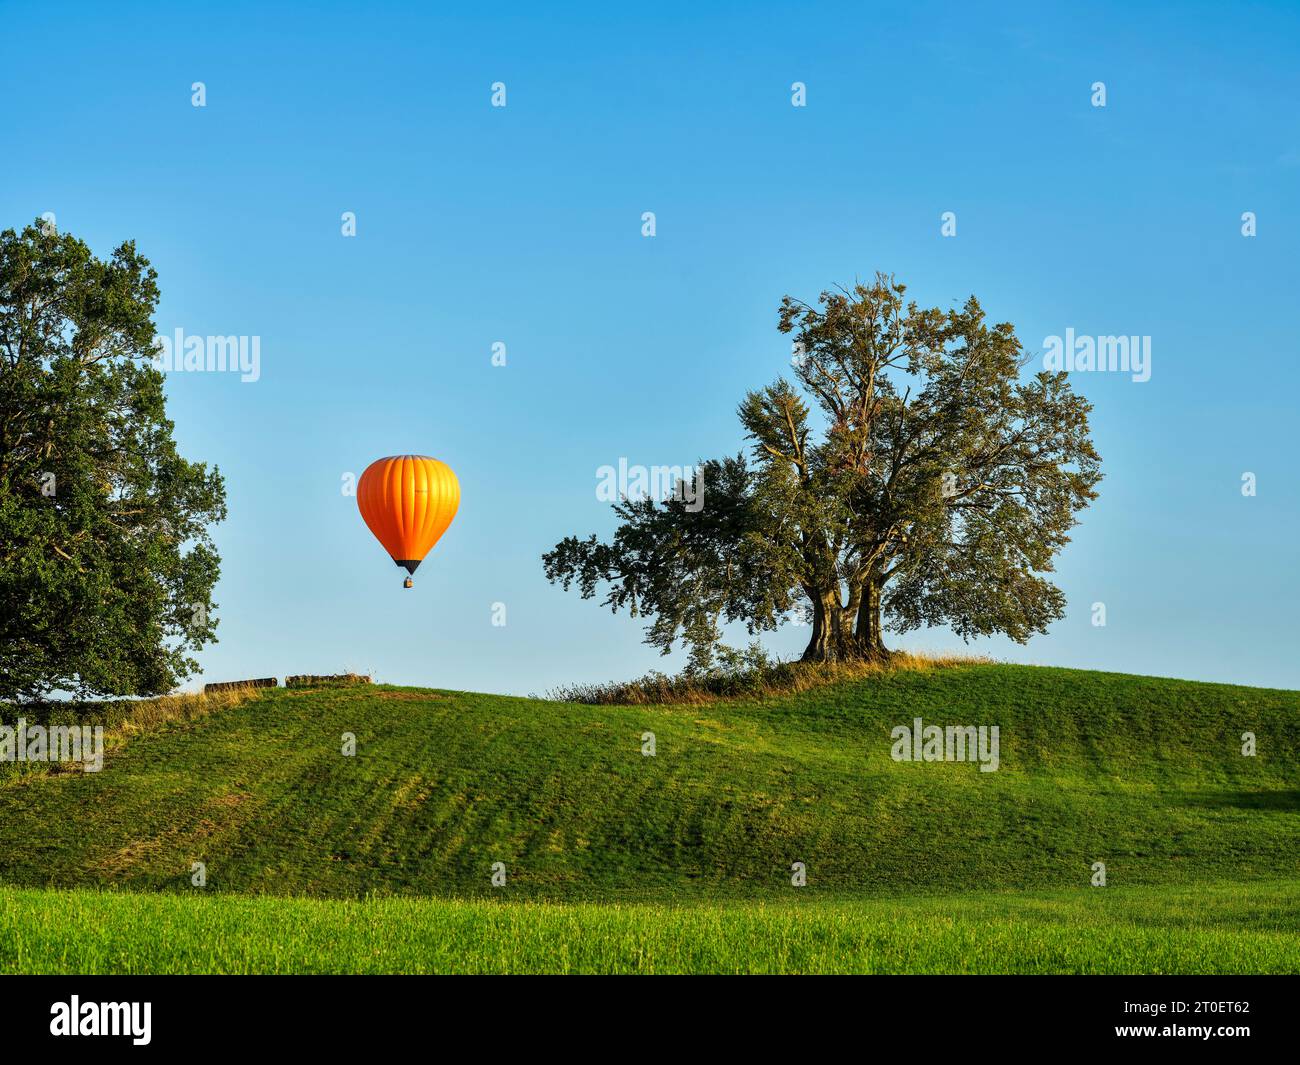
[544, 274, 1102, 668]
[0, 220, 226, 702]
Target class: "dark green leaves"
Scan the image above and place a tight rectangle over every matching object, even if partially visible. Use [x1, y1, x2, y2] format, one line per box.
[0, 221, 226, 702]
[544, 273, 1102, 667]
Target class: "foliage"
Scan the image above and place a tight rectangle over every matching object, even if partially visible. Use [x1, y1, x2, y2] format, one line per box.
[544, 274, 1102, 664]
[0, 220, 226, 701]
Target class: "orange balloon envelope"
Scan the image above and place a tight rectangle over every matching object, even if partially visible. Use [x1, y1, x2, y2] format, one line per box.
[357, 455, 460, 587]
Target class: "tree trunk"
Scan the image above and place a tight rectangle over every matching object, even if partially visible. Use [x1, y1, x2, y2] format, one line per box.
[854, 573, 890, 660]
[842, 578, 863, 645]
[802, 588, 849, 662]
[800, 569, 894, 663]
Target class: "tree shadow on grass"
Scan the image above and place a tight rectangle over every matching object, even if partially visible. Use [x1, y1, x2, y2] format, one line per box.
[1183, 790, 1300, 812]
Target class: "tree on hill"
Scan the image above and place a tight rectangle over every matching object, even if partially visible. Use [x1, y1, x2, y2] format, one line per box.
[0, 220, 226, 702]
[544, 274, 1102, 668]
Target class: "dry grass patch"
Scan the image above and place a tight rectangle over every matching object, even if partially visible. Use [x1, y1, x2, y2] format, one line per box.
[373, 691, 446, 702]
[1, 689, 259, 785]
[550, 650, 991, 706]
[116, 689, 257, 735]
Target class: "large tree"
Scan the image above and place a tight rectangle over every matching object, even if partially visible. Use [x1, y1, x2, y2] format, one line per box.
[0, 220, 226, 702]
[544, 274, 1101, 667]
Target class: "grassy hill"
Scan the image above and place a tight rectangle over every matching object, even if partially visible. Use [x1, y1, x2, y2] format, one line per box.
[3, 661, 1299, 972]
[2, 662, 1298, 901]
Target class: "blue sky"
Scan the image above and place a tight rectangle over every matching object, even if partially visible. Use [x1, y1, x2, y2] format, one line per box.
[3, 1, 1297, 693]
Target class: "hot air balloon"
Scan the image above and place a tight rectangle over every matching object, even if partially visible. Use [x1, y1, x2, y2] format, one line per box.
[357, 455, 460, 588]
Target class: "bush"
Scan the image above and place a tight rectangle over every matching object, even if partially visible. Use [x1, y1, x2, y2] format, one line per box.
[548, 650, 987, 705]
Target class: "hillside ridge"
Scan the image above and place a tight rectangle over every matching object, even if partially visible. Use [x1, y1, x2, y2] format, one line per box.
[1, 663, 1297, 901]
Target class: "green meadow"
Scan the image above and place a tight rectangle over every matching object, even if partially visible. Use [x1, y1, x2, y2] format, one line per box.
[2, 663, 1298, 972]
[4, 881, 1298, 974]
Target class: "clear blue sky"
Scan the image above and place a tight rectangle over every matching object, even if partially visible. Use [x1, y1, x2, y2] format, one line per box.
[3, 1, 1297, 693]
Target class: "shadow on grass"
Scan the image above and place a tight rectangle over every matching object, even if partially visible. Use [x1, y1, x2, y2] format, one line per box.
[1184, 790, 1300, 812]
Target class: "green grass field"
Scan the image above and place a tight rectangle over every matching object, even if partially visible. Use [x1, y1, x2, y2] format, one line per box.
[2, 663, 1298, 972]
[5, 880, 1298, 974]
